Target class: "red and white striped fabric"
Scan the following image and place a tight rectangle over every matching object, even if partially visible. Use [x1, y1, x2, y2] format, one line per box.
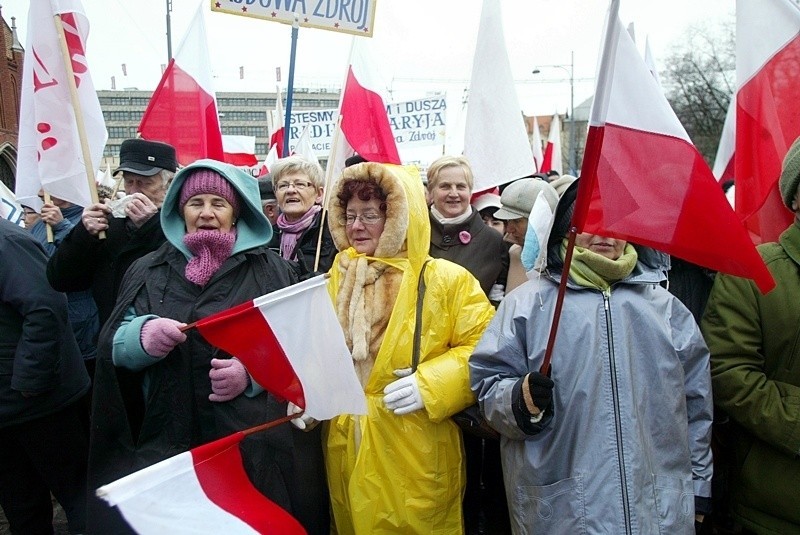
[269, 84, 285, 159]
[97, 432, 305, 535]
[223, 135, 257, 167]
[574, 0, 774, 293]
[15, 0, 107, 210]
[139, 2, 223, 166]
[327, 37, 401, 185]
[463, 0, 535, 191]
[540, 113, 562, 175]
[195, 275, 366, 421]
[734, 0, 800, 243]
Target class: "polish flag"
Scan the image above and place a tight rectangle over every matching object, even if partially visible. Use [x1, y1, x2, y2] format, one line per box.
[269, 84, 285, 158]
[257, 144, 280, 178]
[540, 113, 563, 175]
[574, 0, 775, 293]
[463, 0, 535, 191]
[327, 37, 401, 185]
[15, 0, 107, 210]
[97, 432, 305, 535]
[713, 94, 736, 182]
[734, 0, 800, 243]
[138, 2, 224, 166]
[222, 135, 258, 167]
[194, 275, 366, 420]
[531, 115, 544, 172]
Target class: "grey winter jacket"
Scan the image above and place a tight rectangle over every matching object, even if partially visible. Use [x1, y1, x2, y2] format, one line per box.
[470, 248, 713, 534]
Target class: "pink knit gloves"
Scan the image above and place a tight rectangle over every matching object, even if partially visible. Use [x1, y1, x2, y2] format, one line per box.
[140, 318, 187, 357]
[209, 358, 250, 402]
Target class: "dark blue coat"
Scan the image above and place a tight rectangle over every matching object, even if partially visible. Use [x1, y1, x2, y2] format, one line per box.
[0, 218, 89, 428]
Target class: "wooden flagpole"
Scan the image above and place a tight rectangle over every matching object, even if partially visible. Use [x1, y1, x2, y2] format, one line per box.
[42, 191, 55, 243]
[53, 13, 105, 240]
[539, 226, 577, 376]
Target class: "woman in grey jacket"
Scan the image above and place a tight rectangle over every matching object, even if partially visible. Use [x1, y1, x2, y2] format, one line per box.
[469, 181, 713, 534]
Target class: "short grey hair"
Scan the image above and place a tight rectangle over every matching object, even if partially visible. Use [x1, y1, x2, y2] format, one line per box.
[270, 155, 325, 188]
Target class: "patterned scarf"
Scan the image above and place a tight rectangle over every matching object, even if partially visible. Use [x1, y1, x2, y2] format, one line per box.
[276, 205, 321, 261]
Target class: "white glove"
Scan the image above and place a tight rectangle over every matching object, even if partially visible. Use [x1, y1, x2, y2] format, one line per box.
[488, 283, 505, 302]
[383, 368, 424, 415]
[287, 402, 318, 430]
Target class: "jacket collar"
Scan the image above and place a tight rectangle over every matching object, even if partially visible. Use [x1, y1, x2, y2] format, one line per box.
[779, 220, 800, 266]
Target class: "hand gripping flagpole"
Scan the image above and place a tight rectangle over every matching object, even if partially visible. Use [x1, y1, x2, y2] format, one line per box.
[53, 12, 105, 240]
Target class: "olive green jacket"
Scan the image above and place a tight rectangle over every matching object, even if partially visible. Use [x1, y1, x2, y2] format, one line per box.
[702, 220, 800, 534]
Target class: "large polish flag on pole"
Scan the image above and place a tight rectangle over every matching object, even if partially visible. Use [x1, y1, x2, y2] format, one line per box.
[97, 431, 305, 535]
[194, 275, 366, 421]
[16, 0, 107, 210]
[138, 2, 224, 166]
[326, 37, 401, 185]
[540, 113, 563, 174]
[735, 0, 800, 243]
[574, 0, 775, 293]
[463, 0, 535, 191]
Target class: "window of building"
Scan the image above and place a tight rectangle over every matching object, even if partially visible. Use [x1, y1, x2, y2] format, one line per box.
[108, 126, 128, 138]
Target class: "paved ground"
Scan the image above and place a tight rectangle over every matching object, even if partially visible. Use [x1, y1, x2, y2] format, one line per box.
[0, 499, 70, 534]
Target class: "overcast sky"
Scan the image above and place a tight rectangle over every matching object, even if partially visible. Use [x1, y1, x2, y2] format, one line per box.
[4, 0, 734, 115]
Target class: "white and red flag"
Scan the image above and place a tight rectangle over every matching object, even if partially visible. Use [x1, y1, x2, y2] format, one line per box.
[138, 2, 223, 166]
[713, 94, 736, 182]
[574, 0, 774, 293]
[97, 431, 305, 535]
[531, 115, 544, 172]
[223, 135, 258, 167]
[540, 113, 563, 175]
[194, 275, 366, 420]
[15, 0, 107, 210]
[269, 84, 286, 159]
[327, 37, 401, 185]
[257, 144, 280, 178]
[463, 0, 535, 191]
[734, 0, 800, 243]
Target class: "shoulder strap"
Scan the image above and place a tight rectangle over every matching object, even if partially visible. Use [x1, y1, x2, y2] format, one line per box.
[411, 259, 431, 373]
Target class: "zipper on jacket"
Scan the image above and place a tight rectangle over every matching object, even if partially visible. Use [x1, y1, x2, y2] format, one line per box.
[604, 290, 632, 534]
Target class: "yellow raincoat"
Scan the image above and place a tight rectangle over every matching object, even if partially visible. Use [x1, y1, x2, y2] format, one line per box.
[325, 163, 495, 534]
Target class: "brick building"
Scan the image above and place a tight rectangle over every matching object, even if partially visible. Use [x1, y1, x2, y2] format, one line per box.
[0, 8, 23, 191]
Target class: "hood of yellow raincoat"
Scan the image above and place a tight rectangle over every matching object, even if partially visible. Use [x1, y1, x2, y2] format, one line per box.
[327, 162, 429, 274]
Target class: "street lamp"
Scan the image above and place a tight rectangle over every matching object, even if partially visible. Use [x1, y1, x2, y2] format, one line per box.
[532, 51, 576, 175]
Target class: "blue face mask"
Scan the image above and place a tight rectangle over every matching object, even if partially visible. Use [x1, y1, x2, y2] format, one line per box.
[520, 226, 541, 272]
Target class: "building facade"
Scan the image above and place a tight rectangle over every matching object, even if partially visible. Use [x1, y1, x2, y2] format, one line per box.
[99, 88, 341, 169]
[0, 9, 23, 191]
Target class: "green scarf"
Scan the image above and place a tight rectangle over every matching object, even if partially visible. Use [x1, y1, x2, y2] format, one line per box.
[561, 239, 638, 291]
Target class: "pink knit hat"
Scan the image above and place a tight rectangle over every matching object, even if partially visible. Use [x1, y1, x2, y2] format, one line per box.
[179, 168, 241, 215]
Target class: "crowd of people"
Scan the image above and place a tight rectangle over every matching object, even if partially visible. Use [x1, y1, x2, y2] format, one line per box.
[1, 135, 799, 535]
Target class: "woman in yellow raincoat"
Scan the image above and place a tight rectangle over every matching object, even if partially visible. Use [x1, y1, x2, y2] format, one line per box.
[324, 162, 495, 534]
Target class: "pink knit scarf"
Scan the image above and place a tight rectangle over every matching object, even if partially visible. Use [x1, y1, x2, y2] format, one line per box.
[183, 229, 237, 286]
[276, 205, 321, 261]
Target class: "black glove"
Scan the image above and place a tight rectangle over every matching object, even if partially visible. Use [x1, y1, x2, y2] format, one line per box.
[525, 372, 554, 417]
[512, 372, 555, 435]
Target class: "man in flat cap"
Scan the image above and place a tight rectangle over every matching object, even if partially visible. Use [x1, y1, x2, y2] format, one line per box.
[47, 139, 178, 326]
[701, 136, 800, 534]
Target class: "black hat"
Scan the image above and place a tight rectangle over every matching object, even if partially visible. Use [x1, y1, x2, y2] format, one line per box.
[114, 139, 178, 176]
[344, 154, 368, 167]
[258, 175, 276, 202]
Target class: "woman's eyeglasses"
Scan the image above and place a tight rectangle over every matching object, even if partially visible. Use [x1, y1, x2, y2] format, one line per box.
[275, 180, 314, 192]
[339, 213, 384, 226]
